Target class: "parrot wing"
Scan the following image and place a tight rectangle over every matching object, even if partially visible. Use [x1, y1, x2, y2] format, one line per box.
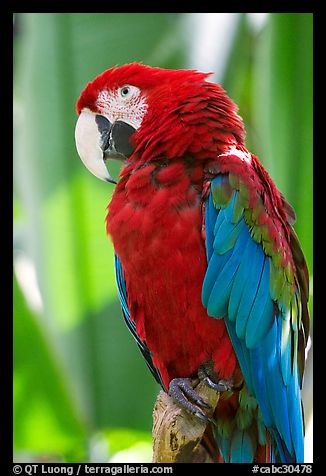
[202, 160, 309, 463]
[114, 254, 165, 387]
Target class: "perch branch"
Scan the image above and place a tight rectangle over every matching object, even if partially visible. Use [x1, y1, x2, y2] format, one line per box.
[152, 381, 220, 463]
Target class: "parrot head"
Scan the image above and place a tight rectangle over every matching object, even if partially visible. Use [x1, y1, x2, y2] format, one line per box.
[75, 62, 245, 183]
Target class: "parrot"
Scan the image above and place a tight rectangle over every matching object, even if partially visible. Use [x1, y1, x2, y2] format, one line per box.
[75, 63, 310, 463]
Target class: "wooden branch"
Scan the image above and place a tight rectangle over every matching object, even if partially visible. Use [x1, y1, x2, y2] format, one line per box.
[152, 381, 220, 463]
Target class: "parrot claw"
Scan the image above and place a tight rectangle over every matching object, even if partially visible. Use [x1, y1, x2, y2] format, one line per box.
[198, 361, 234, 392]
[202, 376, 234, 392]
[168, 377, 214, 425]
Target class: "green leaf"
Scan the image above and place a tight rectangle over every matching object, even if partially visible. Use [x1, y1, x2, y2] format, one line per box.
[103, 428, 152, 455]
[13, 273, 87, 461]
[252, 13, 313, 274]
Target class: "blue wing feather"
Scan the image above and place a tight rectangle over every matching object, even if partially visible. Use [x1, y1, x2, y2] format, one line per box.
[235, 242, 265, 340]
[225, 319, 255, 395]
[208, 224, 249, 317]
[287, 367, 304, 460]
[228, 236, 255, 322]
[213, 213, 246, 254]
[249, 345, 274, 428]
[202, 176, 305, 463]
[202, 250, 232, 308]
[245, 257, 274, 349]
[205, 189, 218, 256]
[263, 321, 293, 454]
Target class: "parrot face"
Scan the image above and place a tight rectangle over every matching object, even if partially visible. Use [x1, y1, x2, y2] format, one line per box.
[75, 63, 245, 183]
[75, 81, 147, 182]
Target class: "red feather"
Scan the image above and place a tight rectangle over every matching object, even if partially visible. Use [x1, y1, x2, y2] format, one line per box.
[107, 160, 239, 390]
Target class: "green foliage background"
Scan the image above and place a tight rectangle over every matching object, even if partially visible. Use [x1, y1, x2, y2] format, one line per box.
[13, 13, 313, 462]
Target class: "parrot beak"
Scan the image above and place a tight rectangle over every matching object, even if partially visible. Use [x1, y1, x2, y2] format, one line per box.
[75, 109, 136, 184]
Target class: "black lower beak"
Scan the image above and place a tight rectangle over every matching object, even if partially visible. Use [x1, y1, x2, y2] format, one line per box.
[109, 121, 136, 158]
[95, 114, 112, 152]
[95, 115, 136, 160]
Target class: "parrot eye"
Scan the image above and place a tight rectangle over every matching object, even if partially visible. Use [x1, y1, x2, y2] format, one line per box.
[120, 86, 130, 96]
[118, 84, 139, 100]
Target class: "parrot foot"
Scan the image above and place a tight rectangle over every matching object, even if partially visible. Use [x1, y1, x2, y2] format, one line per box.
[168, 377, 215, 425]
[198, 361, 234, 392]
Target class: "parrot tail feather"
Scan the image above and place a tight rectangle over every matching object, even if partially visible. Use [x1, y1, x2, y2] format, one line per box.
[212, 391, 276, 463]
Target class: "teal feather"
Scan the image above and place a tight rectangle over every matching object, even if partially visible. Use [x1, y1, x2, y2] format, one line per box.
[230, 430, 255, 463]
[287, 366, 304, 462]
[264, 322, 293, 455]
[225, 320, 255, 395]
[213, 214, 246, 254]
[245, 258, 274, 349]
[214, 430, 231, 463]
[214, 206, 227, 235]
[271, 430, 293, 463]
[228, 230, 254, 322]
[205, 191, 218, 258]
[207, 225, 249, 317]
[202, 250, 232, 308]
[235, 242, 265, 340]
[249, 346, 274, 427]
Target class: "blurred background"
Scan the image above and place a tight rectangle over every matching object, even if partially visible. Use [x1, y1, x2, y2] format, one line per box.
[13, 13, 313, 463]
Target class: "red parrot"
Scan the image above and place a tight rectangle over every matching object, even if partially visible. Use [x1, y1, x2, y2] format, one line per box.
[75, 63, 310, 463]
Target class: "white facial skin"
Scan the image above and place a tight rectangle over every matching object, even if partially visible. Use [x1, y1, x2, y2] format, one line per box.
[96, 85, 147, 129]
[75, 84, 147, 182]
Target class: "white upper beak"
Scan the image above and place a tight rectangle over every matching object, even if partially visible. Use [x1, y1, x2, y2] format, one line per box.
[75, 109, 114, 183]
